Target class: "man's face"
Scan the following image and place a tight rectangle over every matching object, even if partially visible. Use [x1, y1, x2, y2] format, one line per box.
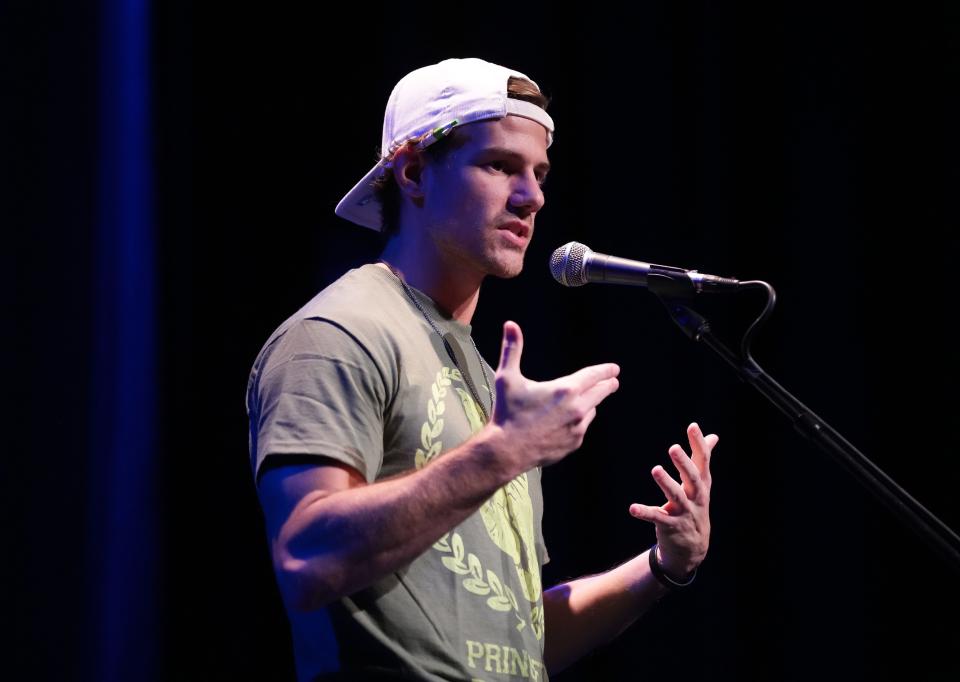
[417, 115, 550, 279]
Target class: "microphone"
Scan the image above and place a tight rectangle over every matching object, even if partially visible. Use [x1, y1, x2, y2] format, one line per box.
[549, 241, 741, 293]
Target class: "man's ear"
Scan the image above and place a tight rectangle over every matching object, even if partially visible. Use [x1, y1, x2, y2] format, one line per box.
[392, 144, 427, 202]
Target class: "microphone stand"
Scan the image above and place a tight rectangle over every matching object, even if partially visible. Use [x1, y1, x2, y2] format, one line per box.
[647, 273, 960, 572]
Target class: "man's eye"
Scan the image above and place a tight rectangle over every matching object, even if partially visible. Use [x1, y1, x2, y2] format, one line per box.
[488, 161, 506, 172]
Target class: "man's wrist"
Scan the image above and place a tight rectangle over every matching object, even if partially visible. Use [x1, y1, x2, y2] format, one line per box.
[472, 423, 523, 485]
[649, 544, 697, 590]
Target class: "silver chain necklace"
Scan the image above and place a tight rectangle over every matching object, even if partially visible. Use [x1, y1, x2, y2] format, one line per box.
[378, 260, 494, 424]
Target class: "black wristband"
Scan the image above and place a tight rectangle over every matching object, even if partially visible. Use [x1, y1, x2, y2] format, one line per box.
[649, 544, 697, 590]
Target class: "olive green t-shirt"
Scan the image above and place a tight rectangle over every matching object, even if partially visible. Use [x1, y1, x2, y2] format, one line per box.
[246, 263, 550, 681]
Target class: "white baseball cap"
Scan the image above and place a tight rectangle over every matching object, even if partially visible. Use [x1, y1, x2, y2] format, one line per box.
[334, 57, 555, 232]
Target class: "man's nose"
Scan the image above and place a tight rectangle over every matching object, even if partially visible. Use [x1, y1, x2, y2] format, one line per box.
[509, 172, 545, 214]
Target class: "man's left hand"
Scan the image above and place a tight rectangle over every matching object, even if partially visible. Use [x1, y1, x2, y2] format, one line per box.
[628, 422, 718, 580]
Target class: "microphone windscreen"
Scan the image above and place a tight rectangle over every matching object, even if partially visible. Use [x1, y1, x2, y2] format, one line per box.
[549, 242, 590, 287]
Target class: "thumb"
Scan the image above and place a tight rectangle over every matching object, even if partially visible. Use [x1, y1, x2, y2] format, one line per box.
[497, 320, 524, 373]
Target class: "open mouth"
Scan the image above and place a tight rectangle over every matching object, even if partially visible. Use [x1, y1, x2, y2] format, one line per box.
[498, 221, 530, 241]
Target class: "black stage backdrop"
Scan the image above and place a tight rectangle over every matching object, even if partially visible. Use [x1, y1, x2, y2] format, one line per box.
[7, 2, 960, 680]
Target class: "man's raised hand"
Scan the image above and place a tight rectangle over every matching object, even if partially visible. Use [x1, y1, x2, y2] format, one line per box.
[489, 320, 620, 474]
[628, 422, 718, 579]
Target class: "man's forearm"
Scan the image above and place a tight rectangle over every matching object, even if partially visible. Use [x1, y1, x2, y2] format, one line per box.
[541, 548, 670, 675]
[276, 425, 517, 611]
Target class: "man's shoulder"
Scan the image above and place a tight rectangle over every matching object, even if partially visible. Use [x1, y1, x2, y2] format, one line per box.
[252, 264, 409, 375]
[293, 263, 410, 342]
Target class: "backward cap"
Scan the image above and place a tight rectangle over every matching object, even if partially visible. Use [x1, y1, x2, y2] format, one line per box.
[335, 57, 554, 232]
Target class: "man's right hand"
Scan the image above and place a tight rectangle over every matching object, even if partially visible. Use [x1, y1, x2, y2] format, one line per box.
[488, 320, 620, 474]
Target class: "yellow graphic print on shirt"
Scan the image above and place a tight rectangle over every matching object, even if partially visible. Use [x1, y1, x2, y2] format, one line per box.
[415, 367, 545, 641]
[452, 382, 542, 603]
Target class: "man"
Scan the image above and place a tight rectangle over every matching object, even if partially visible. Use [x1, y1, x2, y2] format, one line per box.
[246, 57, 718, 681]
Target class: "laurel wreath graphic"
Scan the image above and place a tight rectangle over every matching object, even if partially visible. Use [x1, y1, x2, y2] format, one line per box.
[416, 366, 543, 640]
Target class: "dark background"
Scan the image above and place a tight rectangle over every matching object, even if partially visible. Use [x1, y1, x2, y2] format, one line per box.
[6, 1, 959, 680]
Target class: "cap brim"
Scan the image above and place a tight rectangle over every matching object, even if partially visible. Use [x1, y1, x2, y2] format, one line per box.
[334, 160, 387, 232]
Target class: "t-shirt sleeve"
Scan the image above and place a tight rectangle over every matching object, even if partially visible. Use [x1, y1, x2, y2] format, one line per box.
[252, 318, 389, 484]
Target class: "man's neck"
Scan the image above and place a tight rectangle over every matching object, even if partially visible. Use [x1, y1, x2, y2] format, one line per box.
[377, 238, 483, 326]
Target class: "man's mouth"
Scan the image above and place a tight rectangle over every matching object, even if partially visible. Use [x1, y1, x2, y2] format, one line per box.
[498, 220, 531, 241]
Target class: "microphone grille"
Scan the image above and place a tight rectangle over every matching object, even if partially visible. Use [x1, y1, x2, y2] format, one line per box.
[549, 242, 590, 287]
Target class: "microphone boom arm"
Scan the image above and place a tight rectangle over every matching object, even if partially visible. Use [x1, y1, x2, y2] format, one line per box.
[654, 280, 960, 572]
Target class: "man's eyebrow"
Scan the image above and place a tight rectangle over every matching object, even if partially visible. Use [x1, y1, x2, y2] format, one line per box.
[477, 147, 551, 174]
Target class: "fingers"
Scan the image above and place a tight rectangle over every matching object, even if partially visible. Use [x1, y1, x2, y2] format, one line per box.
[496, 321, 524, 374]
[668, 443, 708, 501]
[628, 502, 672, 524]
[559, 371, 619, 433]
[629, 464, 690, 526]
[576, 376, 620, 411]
[686, 422, 718, 482]
[565, 362, 621, 394]
[651, 464, 685, 507]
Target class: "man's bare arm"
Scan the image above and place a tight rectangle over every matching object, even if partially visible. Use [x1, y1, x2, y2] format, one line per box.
[259, 320, 620, 612]
[541, 423, 718, 675]
[541, 549, 668, 674]
[260, 425, 515, 611]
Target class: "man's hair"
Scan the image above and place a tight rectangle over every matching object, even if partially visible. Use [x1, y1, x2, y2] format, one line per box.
[372, 76, 551, 239]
